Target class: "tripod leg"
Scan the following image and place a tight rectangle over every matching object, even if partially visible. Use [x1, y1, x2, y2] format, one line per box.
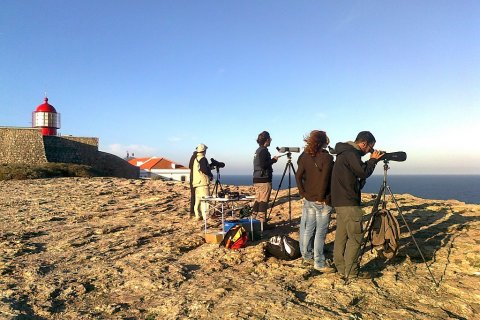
[214, 180, 224, 197]
[217, 180, 224, 193]
[212, 169, 223, 198]
[386, 186, 439, 287]
[287, 163, 292, 224]
[212, 182, 217, 197]
[267, 163, 288, 221]
[356, 183, 386, 266]
[372, 184, 385, 213]
[357, 211, 378, 266]
[287, 162, 297, 224]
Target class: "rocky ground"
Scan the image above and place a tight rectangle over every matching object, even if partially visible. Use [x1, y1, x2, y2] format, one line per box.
[0, 177, 479, 319]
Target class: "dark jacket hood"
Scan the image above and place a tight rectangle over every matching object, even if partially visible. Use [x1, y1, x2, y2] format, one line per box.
[331, 141, 378, 207]
[333, 141, 360, 156]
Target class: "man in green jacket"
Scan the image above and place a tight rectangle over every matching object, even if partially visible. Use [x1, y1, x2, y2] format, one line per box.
[331, 131, 384, 279]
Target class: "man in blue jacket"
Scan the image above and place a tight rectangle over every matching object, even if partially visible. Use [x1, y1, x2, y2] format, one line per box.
[331, 131, 384, 279]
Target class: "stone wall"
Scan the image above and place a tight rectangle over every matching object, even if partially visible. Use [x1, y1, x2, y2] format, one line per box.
[43, 136, 98, 164]
[0, 127, 138, 179]
[61, 136, 99, 147]
[0, 127, 47, 164]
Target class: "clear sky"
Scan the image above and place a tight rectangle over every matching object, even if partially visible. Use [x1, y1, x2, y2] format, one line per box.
[1, 1, 479, 175]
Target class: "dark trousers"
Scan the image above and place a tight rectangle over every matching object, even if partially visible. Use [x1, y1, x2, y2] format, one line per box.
[189, 185, 195, 215]
[333, 206, 364, 276]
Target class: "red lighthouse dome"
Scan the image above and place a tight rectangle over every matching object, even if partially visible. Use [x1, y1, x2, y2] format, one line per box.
[35, 97, 57, 113]
[32, 97, 61, 136]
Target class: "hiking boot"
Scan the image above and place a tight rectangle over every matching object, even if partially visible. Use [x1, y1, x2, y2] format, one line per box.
[302, 259, 314, 266]
[325, 258, 334, 266]
[194, 215, 202, 221]
[314, 265, 336, 274]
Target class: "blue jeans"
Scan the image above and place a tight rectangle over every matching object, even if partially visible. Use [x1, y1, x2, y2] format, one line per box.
[299, 199, 332, 268]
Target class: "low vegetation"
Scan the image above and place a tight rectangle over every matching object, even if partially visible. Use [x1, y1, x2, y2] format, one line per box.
[0, 163, 102, 180]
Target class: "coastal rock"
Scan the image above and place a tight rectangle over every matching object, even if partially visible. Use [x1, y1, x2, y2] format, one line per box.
[0, 177, 479, 319]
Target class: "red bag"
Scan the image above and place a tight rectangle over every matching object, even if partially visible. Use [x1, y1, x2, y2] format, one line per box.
[220, 225, 248, 249]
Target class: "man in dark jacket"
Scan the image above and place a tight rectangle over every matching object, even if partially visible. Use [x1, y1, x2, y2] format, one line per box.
[252, 131, 279, 227]
[188, 150, 198, 217]
[331, 131, 384, 279]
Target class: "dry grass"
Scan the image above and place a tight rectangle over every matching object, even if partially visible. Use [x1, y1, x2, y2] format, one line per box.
[0, 163, 102, 180]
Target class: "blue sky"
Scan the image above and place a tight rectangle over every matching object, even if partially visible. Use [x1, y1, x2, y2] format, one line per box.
[1, 1, 479, 174]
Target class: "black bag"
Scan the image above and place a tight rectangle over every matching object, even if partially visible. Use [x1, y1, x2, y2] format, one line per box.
[266, 235, 301, 260]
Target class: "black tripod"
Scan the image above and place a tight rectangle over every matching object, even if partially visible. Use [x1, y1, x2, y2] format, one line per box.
[211, 167, 224, 198]
[345, 159, 439, 286]
[268, 152, 296, 224]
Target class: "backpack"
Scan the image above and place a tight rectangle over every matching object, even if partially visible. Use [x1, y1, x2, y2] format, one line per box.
[220, 225, 248, 249]
[370, 209, 401, 260]
[266, 235, 301, 260]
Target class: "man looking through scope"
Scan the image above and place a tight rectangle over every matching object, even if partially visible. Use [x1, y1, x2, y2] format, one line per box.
[331, 131, 384, 279]
[252, 131, 279, 228]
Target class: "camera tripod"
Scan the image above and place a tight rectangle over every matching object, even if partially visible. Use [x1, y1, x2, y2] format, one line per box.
[345, 159, 439, 286]
[268, 152, 296, 224]
[211, 167, 224, 198]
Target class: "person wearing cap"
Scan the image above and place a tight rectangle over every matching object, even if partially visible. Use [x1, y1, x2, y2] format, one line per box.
[252, 131, 279, 227]
[295, 130, 335, 273]
[192, 143, 213, 220]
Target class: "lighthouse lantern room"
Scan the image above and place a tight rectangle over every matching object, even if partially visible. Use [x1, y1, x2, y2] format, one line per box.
[32, 97, 61, 136]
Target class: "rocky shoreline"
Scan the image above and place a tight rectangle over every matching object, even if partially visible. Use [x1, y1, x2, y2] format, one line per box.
[1, 177, 479, 319]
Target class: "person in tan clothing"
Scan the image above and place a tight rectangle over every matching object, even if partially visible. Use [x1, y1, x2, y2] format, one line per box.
[192, 144, 213, 220]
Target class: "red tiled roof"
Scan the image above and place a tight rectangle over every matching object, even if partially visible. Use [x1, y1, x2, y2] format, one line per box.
[128, 157, 187, 170]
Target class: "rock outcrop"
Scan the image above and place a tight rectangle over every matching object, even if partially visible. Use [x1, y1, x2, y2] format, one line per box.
[0, 178, 478, 319]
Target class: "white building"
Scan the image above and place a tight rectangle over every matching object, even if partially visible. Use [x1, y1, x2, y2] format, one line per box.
[128, 157, 190, 181]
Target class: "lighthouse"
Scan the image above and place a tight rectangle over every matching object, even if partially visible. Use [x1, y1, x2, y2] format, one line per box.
[32, 97, 61, 136]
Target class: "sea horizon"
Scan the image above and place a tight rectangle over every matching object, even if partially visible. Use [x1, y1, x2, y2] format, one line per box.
[218, 174, 480, 205]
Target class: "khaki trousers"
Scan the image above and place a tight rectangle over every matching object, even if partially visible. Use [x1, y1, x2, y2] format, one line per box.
[333, 206, 364, 276]
[253, 182, 272, 222]
[194, 186, 210, 220]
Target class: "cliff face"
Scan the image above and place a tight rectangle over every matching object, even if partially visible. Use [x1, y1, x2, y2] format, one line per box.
[0, 128, 138, 179]
[0, 178, 478, 319]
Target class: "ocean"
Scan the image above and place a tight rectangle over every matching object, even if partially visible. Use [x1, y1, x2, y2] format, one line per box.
[219, 174, 480, 204]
